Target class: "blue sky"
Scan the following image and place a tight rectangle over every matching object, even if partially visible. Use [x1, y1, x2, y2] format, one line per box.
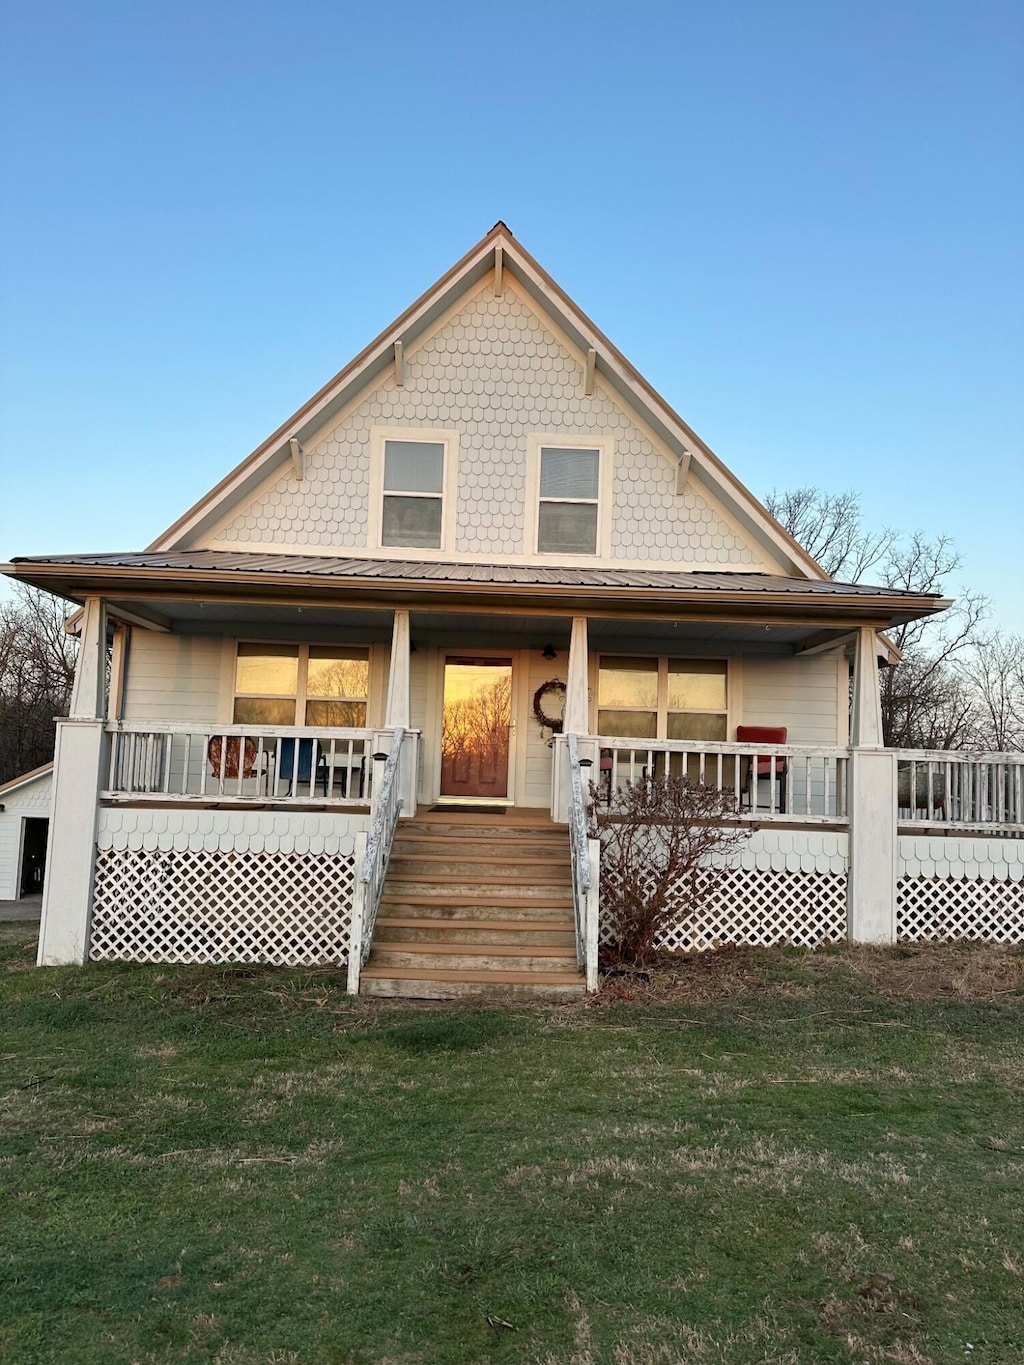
[1, 1, 1021, 628]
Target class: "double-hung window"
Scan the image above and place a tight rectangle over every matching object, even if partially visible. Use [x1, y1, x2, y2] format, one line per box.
[597, 657, 728, 740]
[527, 436, 611, 556]
[370, 429, 458, 552]
[538, 446, 600, 554]
[233, 644, 370, 727]
[381, 440, 445, 549]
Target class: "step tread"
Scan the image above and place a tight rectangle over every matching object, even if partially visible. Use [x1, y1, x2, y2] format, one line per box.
[368, 941, 577, 958]
[376, 916, 575, 932]
[385, 871, 571, 884]
[390, 849, 569, 862]
[380, 895, 573, 908]
[359, 966, 584, 985]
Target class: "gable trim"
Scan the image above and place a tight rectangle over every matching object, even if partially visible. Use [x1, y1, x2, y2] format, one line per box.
[150, 224, 826, 579]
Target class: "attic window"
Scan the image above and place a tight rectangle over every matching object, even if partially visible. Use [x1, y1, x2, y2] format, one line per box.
[537, 446, 601, 555]
[381, 440, 445, 549]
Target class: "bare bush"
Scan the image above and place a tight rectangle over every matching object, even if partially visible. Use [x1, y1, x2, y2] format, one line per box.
[589, 776, 754, 970]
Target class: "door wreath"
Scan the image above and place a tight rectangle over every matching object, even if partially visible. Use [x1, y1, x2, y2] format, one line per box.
[532, 678, 567, 733]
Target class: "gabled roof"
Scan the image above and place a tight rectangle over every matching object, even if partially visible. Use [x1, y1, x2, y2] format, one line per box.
[0, 762, 53, 799]
[150, 223, 824, 579]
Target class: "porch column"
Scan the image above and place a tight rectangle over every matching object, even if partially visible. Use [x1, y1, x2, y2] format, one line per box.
[38, 596, 108, 966]
[552, 617, 595, 822]
[382, 609, 417, 816]
[384, 609, 411, 728]
[563, 616, 589, 734]
[846, 627, 897, 944]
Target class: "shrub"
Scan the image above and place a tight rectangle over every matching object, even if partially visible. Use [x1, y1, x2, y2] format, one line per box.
[589, 775, 754, 970]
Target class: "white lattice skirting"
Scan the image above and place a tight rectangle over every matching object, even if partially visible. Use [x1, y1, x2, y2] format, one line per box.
[600, 830, 849, 953]
[656, 867, 847, 952]
[897, 878, 1024, 944]
[90, 846, 355, 965]
[896, 835, 1024, 943]
[89, 808, 367, 965]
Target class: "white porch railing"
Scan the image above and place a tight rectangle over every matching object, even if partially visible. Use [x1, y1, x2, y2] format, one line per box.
[347, 727, 406, 993]
[892, 750, 1024, 834]
[566, 734, 600, 992]
[594, 737, 850, 824]
[103, 721, 373, 806]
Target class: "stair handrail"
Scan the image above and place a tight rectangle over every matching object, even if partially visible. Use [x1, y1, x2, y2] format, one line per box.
[566, 733, 600, 992]
[348, 727, 405, 992]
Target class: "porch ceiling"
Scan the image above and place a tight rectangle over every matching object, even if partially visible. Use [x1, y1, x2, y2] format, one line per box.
[91, 597, 851, 653]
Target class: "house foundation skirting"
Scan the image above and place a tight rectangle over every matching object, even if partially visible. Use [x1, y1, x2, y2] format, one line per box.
[896, 836, 1024, 944]
[599, 830, 849, 953]
[89, 809, 369, 966]
[599, 828, 1024, 953]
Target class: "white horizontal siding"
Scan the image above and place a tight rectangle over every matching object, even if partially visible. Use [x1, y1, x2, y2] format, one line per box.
[741, 654, 841, 746]
[522, 652, 561, 808]
[0, 772, 52, 900]
[122, 632, 223, 724]
[0, 815, 19, 900]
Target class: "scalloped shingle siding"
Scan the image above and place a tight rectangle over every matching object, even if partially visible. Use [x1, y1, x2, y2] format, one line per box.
[214, 285, 759, 566]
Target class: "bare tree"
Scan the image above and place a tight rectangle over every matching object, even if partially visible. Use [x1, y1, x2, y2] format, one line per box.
[956, 632, 1024, 752]
[766, 486, 1010, 750]
[765, 487, 898, 581]
[0, 586, 78, 784]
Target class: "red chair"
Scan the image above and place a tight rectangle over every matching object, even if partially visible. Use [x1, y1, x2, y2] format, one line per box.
[736, 725, 787, 811]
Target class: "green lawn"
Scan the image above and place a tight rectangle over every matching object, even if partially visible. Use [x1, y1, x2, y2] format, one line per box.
[2, 923, 1023, 1365]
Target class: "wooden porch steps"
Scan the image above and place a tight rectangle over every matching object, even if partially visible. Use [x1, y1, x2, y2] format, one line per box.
[359, 813, 586, 1001]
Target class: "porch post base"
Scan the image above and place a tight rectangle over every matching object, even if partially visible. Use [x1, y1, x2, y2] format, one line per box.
[846, 748, 897, 944]
[37, 718, 106, 966]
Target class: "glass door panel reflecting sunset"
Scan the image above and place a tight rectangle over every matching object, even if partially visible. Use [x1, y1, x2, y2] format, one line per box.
[440, 658, 513, 799]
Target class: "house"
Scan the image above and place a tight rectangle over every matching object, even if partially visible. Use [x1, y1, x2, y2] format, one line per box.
[4, 224, 1022, 995]
[0, 764, 52, 901]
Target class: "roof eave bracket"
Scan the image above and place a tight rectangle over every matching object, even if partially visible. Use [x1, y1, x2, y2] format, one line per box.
[676, 448, 691, 495]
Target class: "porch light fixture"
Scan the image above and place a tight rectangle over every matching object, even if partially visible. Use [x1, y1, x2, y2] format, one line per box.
[542, 643, 557, 660]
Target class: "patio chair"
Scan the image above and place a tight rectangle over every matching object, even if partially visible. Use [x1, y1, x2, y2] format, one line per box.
[736, 725, 788, 811]
[276, 738, 328, 796]
[206, 736, 258, 782]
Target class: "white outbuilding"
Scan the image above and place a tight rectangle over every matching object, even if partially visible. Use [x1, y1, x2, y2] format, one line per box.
[0, 764, 53, 901]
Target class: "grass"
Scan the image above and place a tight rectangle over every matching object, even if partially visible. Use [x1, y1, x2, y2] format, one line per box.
[2, 924, 1024, 1364]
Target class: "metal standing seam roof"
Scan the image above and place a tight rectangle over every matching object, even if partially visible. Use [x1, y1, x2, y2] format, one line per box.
[9, 551, 943, 601]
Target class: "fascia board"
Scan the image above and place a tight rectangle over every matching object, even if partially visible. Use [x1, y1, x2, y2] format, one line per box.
[0, 762, 54, 798]
[6, 560, 952, 625]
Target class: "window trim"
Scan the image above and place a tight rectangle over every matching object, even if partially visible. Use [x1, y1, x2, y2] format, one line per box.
[232, 641, 372, 728]
[524, 434, 614, 558]
[594, 653, 734, 740]
[368, 427, 460, 556]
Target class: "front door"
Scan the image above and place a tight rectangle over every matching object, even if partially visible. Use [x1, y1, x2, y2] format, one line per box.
[440, 657, 513, 800]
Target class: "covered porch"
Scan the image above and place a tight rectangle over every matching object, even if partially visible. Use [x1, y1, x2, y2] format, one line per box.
[8, 551, 1021, 982]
